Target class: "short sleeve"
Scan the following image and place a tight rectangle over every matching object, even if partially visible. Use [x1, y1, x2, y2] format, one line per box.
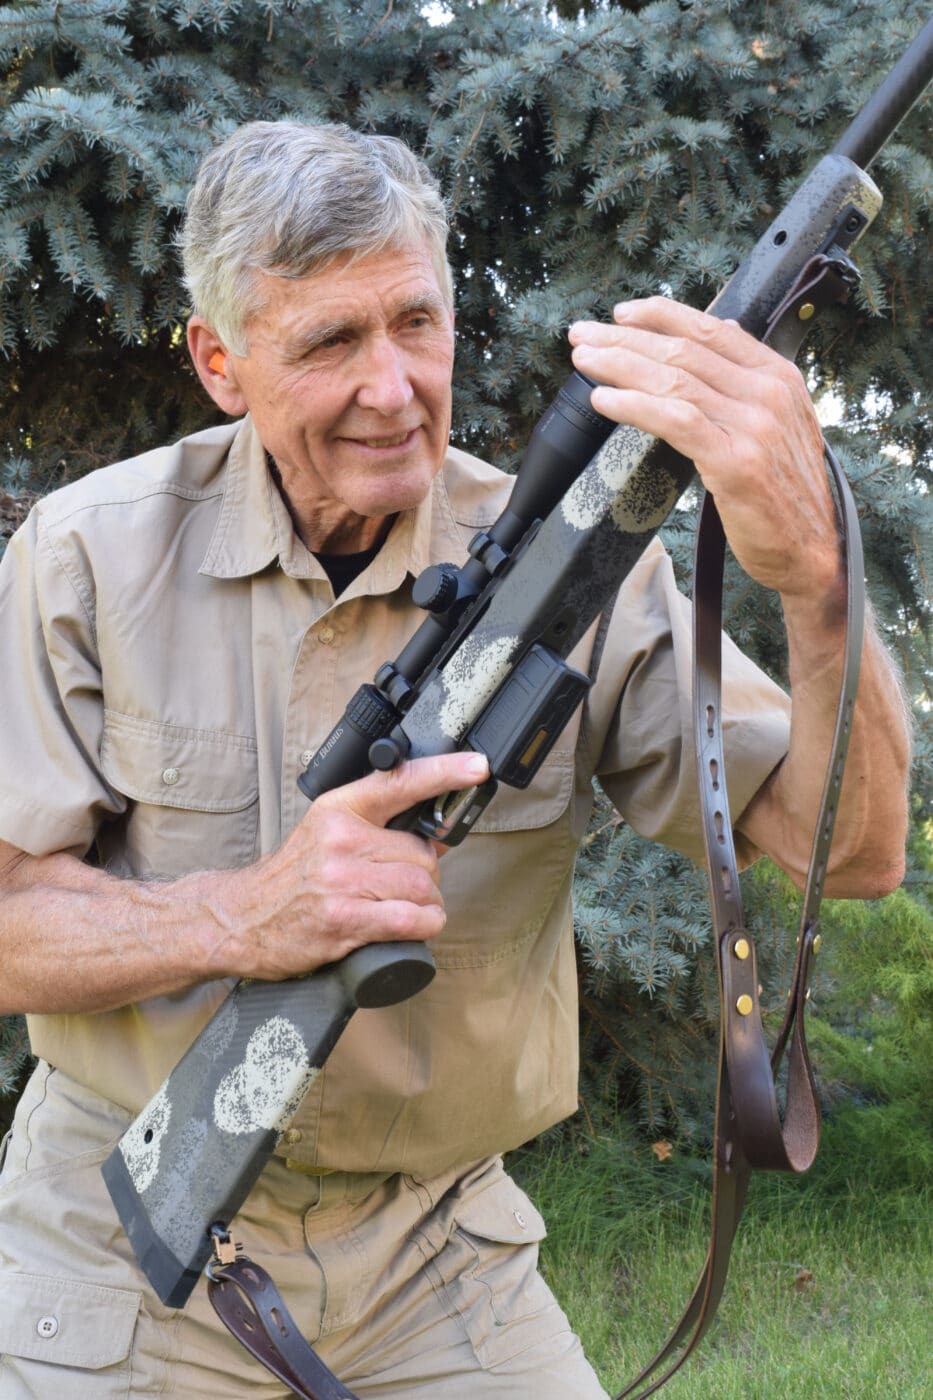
[0, 508, 126, 856]
[588, 538, 791, 866]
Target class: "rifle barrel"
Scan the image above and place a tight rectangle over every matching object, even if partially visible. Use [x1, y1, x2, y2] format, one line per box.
[832, 15, 933, 170]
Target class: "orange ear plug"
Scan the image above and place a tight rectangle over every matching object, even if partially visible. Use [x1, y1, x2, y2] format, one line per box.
[208, 351, 226, 375]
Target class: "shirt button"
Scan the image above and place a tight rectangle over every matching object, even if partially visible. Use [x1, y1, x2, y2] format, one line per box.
[318, 625, 335, 645]
[513, 1210, 528, 1229]
[37, 1315, 59, 1339]
[300, 750, 314, 768]
[161, 767, 180, 786]
[281, 1127, 303, 1146]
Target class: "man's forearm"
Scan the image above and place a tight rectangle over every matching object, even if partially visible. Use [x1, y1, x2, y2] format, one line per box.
[0, 845, 238, 1015]
[737, 585, 910, 898]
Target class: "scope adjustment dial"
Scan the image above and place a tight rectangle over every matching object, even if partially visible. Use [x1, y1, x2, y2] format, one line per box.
[412, 563, 459, 613]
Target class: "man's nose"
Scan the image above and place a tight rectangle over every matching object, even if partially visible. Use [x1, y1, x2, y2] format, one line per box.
[355, 338, 415, 415]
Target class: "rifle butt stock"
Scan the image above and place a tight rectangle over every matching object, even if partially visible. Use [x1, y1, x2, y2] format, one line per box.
[102, 942, 435, 1307]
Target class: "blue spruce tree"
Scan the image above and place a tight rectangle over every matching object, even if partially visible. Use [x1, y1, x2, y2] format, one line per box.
[1, 0, 930, 1137]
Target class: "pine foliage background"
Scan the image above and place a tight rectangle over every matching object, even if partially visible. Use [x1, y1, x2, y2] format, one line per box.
[0, 0, 930, 1138]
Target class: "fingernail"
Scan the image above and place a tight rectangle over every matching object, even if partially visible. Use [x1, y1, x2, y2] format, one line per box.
[464, 751, 490, 779]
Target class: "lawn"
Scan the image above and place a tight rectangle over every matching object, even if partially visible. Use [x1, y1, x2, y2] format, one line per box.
[510, 1130, 932, 1399]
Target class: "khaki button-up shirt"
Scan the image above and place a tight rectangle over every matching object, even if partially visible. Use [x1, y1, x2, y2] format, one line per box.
[0, 417, 790, 1175]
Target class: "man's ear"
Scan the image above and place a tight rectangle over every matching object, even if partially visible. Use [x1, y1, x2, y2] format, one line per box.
[187, 318, 249, 416]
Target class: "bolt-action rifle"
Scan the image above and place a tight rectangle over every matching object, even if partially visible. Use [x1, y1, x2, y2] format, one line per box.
[103, 18, 932, 1399]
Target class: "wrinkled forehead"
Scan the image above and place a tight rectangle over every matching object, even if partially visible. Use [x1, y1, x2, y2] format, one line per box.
[241, 243, 453, 351]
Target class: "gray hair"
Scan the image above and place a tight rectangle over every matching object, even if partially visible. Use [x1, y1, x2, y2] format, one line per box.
[178, 121, 452, 354]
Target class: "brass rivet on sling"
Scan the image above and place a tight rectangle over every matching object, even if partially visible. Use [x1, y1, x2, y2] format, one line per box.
[798, 302, 816, 320]
[735, 994, 753, 1016]
[812, 934, 823, 954]
[733, 937, 750, 960]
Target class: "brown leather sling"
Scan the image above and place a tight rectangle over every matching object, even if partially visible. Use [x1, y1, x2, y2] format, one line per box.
[206, 253, 866, 1399]
[614, 252, 865, 1399]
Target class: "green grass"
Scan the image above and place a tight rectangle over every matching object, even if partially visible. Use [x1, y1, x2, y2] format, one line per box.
[508, 1132, 932, 1398]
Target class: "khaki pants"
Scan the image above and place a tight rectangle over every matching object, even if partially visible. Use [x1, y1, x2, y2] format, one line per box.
[0, 1064, 607, 1397]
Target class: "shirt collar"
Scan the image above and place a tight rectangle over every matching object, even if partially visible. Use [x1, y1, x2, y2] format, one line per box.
[199, 415, 467, 593]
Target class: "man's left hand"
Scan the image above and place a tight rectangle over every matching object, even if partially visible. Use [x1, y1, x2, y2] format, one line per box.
[569, 297, 843, 604]
[571, 294, 911, 898]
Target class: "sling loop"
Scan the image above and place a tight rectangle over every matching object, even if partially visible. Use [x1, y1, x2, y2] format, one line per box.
[208, 1251, 355, 1400]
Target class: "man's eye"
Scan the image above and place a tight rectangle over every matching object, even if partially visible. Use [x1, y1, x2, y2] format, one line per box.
[299, 331, 350, 357]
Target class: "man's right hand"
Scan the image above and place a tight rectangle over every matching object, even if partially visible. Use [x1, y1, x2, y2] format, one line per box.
[0, 750, 489, 1016]
[207, 749, 490, 982]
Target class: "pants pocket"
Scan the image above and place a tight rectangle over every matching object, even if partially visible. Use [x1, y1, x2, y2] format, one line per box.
[0, 1271, 141, 1398]
[421, 1168, 568, 1368]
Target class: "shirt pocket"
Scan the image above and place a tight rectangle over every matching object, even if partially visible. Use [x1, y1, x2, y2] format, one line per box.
[435, 748, 577, 968]
[99, 710, 259, 878]
[469, 747, 575, 835]
[0, 1271, 140, 1397]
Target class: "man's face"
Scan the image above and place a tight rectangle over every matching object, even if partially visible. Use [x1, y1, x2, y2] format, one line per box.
[225, 243, 455, 547]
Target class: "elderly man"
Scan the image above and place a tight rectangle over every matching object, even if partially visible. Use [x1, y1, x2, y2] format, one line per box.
[0, 123, 908, 1397]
